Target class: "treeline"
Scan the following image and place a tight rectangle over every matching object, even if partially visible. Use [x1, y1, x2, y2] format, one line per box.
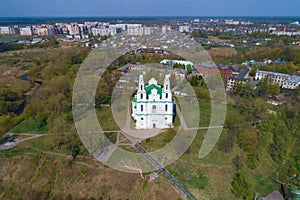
[0, 47, 89, 157]
[0, 85, 23, 115]
[0, 85, 24, 135]
[218, 91, 300, 199]
[24, 47, 89, 157]
[242, 46, 300, 65]
[0, 43, 24, 53]
[0, 36, 59, 53]
[235, 79, 280, 98]
[249, 63, 298, 75]
[188, 75, 211, 101]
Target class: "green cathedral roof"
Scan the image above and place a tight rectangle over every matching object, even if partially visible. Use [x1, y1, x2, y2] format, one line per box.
[145, 84, 162, 98]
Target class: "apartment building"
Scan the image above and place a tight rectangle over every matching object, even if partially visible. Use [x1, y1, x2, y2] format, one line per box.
[91, 27, 121, 36]
[255, 70, 289, 87]
[0, 26, 15, 35]
[255, 70, 300, 90]
[282, 76, 300, 89]
[179, 25, 189, 33]
[226, 68, 249, 91]
[20, 27, 33, 36]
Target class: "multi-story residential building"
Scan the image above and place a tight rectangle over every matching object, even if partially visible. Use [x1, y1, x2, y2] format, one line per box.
[255, 70, 300, 90]
[0, 26, 15, 35]
[55, 23, 70, 34]
[127, 24, 143, 29]
[20, 27, 33, 36]
[179, 25, 189, 33]
[91, 27, 121, 36]
[161, 25, 172, 34]
[225, 20, 240, 25]
[143, 27, 152, 35]
[127, 27, 143, 36]
[126, 24, 154, 36]
[226, 68, 249, 91]
[255, 70, 289, 87]
[67, 23, 81, 35]
[109, 24, 127, 31]
[282, 75, 300, 89]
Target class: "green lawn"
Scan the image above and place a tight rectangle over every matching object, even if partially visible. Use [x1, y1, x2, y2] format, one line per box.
[198, 101, 211, 127]
[96, 107, 119, 131]
[10, 118, 48, 134]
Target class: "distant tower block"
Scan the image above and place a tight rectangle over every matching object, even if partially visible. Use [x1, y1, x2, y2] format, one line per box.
[131, 73, 174, 129]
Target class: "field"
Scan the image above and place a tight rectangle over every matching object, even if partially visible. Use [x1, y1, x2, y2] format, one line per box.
[0, 134, 181, 200]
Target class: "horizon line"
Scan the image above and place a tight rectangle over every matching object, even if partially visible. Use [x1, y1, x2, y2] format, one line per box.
[0, 15, 300, 18]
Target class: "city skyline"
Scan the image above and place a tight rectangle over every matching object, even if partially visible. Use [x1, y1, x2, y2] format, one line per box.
[1, 0, 300, 17]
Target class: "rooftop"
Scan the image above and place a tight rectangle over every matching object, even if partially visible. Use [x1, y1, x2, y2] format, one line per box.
[160, 59, 194, 66]
[284, 75, 300, 83]
[229, 68, 249, 81]
[257, 70, 290, 77]
[145, 84, 162, 98]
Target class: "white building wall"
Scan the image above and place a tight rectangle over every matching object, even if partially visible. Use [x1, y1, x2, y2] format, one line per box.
[132, 73, 174, 129]
[20, 27, 32, 36]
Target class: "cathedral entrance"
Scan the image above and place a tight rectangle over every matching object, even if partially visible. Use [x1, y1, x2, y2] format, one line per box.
[153, 123, 156, 128]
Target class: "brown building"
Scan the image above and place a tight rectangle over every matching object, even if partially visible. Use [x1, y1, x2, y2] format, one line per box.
[195, 65, 219, 77]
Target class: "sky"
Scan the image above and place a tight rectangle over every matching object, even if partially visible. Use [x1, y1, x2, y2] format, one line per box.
[1, 0, 300, 17]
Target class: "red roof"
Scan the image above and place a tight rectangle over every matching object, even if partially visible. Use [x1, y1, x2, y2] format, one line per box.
[195, 65, 219, 77]
[219, 68, 234, 79]
[195, 65, 234, 79]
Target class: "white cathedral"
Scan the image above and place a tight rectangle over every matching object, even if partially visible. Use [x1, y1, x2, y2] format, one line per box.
[132, 72, 174, 129]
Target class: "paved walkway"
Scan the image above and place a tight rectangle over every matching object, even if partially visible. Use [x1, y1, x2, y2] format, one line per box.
[0, 134, 45, 150]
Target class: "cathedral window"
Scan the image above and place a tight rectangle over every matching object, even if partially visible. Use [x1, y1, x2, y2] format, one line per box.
[152, 105, 156, 113]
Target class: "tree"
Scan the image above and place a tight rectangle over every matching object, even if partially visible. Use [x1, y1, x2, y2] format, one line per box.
[248, 67, 257, 76]
[0, 115, 11, 134]
[218, 129, 237, 153]
[48, 36, 58, 47]
[190, 76, 198, 87]
[257, 79, 280, 97]
[231, 171, 254, 200]
[232, 154, 246, 172]
[35, 112, 48, 129]
[186, 65, 193, 74]
[239, 132, 259, 154]
[236, 82, 256, 98]
[193, 87, 210, 101]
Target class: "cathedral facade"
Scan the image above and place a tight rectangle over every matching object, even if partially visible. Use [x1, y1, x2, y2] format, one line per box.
[132, 73, 174, 129]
